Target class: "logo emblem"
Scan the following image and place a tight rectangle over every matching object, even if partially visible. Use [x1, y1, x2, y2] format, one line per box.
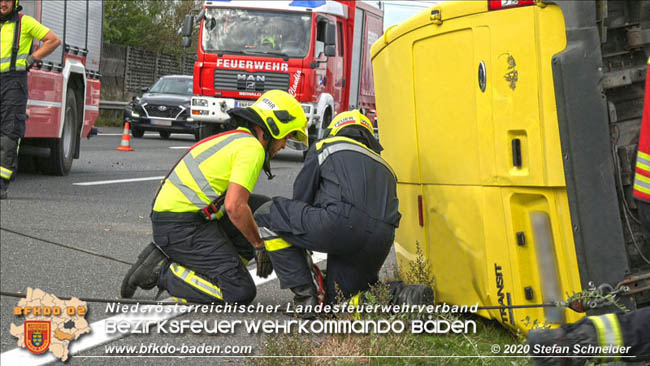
[237, 74, 265, 91]
[25, 321, 51, 354]
[157, 105, 168, 112]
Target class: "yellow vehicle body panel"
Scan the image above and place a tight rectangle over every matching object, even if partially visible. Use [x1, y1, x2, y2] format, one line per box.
[373, 3, 584, 331]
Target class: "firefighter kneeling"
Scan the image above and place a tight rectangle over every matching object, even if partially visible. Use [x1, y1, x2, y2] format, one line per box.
[254, 110, 434, 318]
[120, 90, 308, 304]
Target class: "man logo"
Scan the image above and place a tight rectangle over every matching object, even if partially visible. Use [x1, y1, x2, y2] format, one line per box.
[25, 321, 51, 354]
[237, 74, 265, 91]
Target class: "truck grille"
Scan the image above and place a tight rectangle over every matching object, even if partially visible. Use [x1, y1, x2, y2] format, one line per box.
[214, 70, 290, 93]
[144, 105, 183, 119]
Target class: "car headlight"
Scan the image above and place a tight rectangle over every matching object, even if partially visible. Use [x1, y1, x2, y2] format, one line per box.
[130, 110, 140, 118]
[192, 98, 208, 107]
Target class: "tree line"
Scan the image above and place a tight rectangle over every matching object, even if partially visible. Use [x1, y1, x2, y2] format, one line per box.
[103, 0, 202, 56]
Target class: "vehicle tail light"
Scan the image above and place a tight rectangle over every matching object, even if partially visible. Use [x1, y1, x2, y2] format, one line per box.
[488, 0, 535, 11]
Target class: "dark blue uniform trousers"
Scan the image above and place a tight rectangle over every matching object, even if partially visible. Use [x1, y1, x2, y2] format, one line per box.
[254, 199, 395, 303]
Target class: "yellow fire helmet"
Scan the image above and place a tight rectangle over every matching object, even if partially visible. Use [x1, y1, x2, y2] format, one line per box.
[327, 110, 374, 137]
[249, 90, 309, 150]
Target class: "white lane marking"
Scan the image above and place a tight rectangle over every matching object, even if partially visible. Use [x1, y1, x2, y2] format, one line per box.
[73, 176, 165, 186]
[169, 146, 191, 150]
[0, 252, 327, 365]
[96, 133, 159, 136]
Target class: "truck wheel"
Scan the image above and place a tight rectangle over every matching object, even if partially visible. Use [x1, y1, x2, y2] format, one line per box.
[159, 131, 171, 140]
[131, 127, 144, 138]
[198, 123, 217, 140]
[42, 88, 78, 175]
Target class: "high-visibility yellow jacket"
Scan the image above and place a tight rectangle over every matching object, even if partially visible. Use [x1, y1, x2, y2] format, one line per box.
[153, 128, 265, 213]
[0, 14, 50, 72]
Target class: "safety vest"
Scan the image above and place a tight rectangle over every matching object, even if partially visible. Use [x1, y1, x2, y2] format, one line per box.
[633, 58, 650, 202]
[587, 313, 625, 361]
[0, 14, 48, 73]
[152, 129, 261, 213]
[315, 136, 397, 180]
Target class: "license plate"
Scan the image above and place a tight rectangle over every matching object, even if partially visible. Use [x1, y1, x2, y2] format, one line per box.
[236, 100, 254, 108]
[151, 119, 172, 126]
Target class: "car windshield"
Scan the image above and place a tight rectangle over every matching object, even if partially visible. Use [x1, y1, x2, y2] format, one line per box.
[149, 78, 193, 95]
[202, 8, 311, 58]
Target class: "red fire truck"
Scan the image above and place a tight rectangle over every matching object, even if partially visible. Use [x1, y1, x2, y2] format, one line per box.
[181, 0, 383, 144]
[18, 0, 101, 175]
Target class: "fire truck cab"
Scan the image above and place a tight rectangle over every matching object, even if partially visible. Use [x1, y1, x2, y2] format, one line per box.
[182, 0, 382, 144]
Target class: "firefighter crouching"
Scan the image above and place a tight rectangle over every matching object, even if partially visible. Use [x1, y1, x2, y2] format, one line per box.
[0, 0, 60, 199]
[254, 110, 434, 316]
[120, 90, 308, 304]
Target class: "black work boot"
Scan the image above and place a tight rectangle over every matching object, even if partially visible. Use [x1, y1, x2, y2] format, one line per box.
[527, 321, 599, 366]
[290, 283, 319, 319]
[120, 243, 168, 298]
[390, 282, 435, 306]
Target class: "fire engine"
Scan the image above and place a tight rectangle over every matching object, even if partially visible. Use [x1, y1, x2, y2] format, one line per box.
[181, 0, 382, 145]
[19, 0, 101, 175]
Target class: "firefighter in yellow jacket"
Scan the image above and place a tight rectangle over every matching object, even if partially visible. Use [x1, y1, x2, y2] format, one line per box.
[1, 0, 60, 199]
[121, 90, 308, 304]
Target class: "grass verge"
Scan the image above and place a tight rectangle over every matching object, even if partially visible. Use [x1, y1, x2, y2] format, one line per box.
[249, 243, 532, 366]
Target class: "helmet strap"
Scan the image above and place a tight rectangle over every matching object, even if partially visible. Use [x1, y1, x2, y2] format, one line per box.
[248, 122, 275, 180]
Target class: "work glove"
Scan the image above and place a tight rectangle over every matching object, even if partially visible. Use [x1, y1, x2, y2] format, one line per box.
[25, 55, 39, 71]
[255, 246, 273, 278]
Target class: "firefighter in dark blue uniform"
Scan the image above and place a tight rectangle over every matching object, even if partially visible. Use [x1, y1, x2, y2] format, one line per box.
[254, 110, 433, 315]
[0, 0, 60, 199]
[528, 307, 650, 365]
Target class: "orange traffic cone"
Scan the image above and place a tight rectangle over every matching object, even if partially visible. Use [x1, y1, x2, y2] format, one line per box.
[116, 122, 135, 151]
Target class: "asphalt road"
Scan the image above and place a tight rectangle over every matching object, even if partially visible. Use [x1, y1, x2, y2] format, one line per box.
[0, 127, 397, 365]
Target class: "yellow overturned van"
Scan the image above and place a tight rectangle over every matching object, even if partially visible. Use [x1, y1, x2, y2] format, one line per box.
[372, 0, 649, 331]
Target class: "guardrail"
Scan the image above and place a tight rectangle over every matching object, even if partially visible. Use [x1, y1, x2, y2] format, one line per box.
[99, 100, 128, 110]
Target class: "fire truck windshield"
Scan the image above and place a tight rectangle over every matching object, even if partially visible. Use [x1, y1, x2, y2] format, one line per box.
[202, 8, 312, 59]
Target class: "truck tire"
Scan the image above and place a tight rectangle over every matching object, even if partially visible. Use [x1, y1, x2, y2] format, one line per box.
[198, 123, 218, 140]
[131, 127, 144, 138]
[304, 110, 332, 159]
[41, 88, 78, 176]
[159, 131, 171, 139]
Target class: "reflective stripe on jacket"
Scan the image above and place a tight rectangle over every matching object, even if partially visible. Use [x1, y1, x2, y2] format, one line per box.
[291, 135, 401, 227]
[152, 128, 263, 213]
[633, 61, 650, 202]
[0, 14, 50, 72]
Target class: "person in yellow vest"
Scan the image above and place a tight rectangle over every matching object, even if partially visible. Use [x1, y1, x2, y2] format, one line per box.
[121, 90, 308, 305]
[254, 110, 433, 318]
[0, 0, 61, 199]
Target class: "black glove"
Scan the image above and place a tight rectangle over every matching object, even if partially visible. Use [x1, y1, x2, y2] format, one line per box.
[255, 246, 273, 278]
[25, 55, 39, 70]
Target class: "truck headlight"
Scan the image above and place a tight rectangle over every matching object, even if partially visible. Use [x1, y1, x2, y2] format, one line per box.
[192, 98, 208, 107]
[301, 104, 312, 115]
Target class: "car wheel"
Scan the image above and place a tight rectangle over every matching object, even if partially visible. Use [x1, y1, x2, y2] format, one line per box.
[41, 87, 78, 175]
[159, 131, 171, 140]
[131, 127, 144, 138]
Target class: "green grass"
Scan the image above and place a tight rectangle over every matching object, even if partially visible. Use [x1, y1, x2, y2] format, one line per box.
[95, 110, 124, 127]
[248, 243, 533, 366]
